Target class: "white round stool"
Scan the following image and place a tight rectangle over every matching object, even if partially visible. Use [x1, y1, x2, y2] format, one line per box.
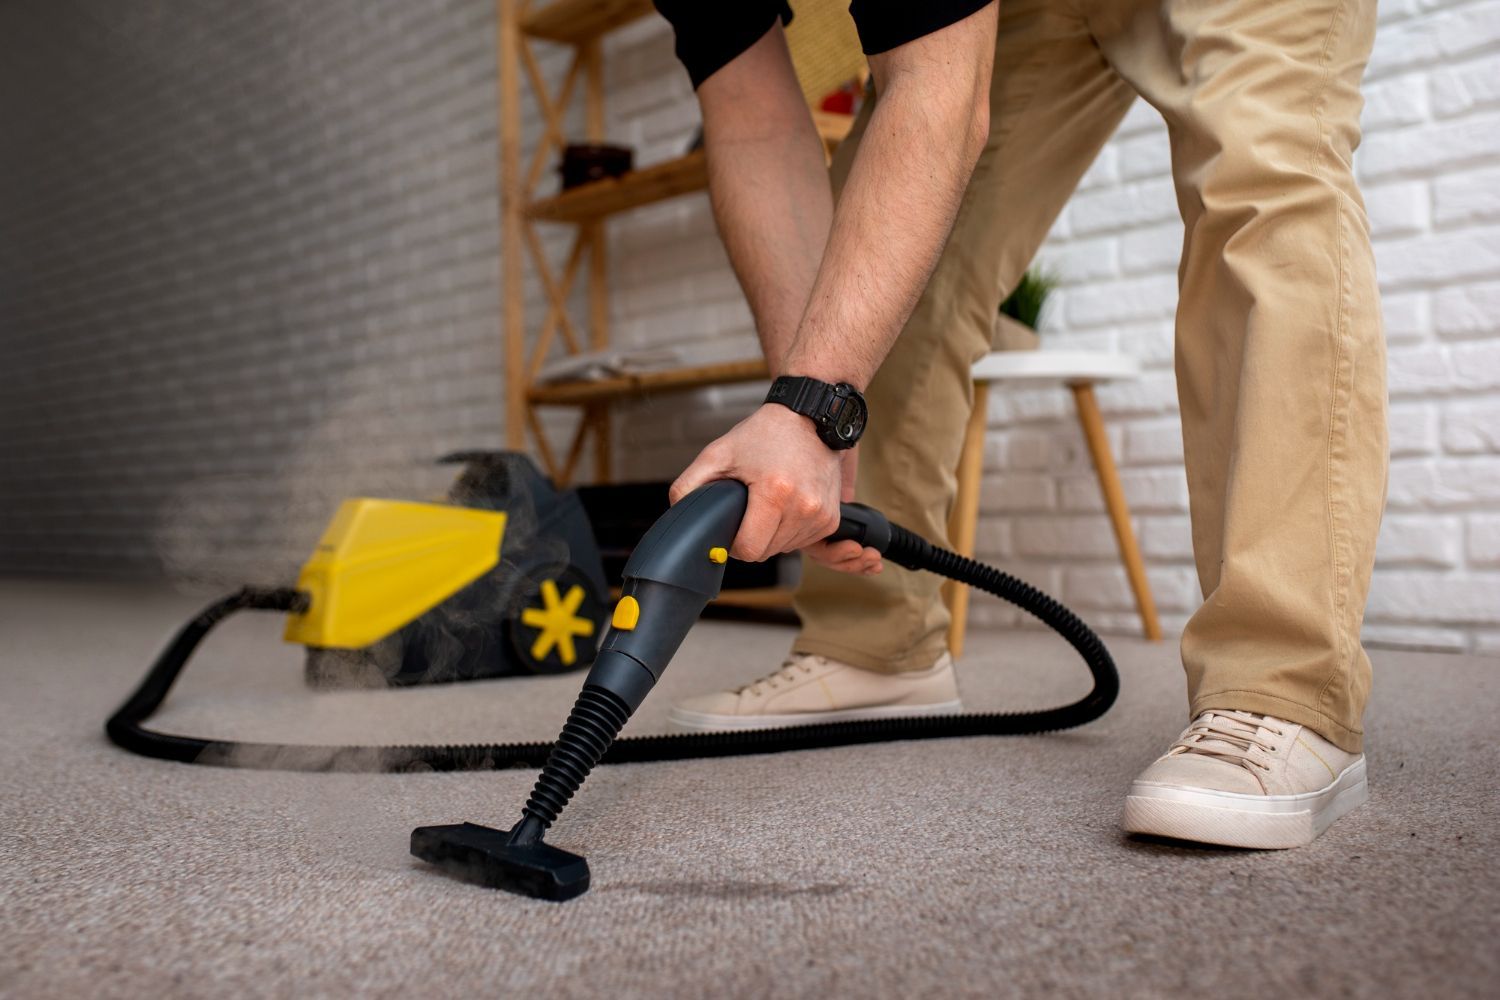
[946, 350, 1162, 654]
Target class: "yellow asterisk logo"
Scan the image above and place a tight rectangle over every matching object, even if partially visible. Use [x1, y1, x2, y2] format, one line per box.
[519, 579, 596, 666]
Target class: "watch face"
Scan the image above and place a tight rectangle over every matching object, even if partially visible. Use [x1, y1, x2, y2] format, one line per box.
[832, 393, 865, 442]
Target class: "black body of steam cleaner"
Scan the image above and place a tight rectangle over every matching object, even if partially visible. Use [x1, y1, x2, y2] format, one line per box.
[107, 480, 1117, 901]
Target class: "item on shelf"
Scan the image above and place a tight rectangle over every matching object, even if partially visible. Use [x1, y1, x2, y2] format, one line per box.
[535, 346, 684, 385]
[558, 143, 634, 190]
[818, 79, 863, 115]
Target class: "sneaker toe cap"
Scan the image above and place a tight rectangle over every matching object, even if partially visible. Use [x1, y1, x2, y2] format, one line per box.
[671, 690, 744, 717]
[1133, 754, 1265, 795]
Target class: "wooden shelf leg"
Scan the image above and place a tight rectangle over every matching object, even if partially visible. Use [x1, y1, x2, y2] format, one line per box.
[586, 218, 610, 482]
[583, 42, 611, 484]
[944, 381, 990, 659]
[1071, 382, 1163, 641]
[498, 0, 525, 449]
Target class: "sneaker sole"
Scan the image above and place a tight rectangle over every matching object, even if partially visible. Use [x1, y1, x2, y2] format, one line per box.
[667, 699, 964, 733]
[1121, 756, 1368, 850]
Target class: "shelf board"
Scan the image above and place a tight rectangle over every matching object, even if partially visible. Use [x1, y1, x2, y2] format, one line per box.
[711, 587, 795, 610]
[526, 113, 851, 225]
[521, 0, 652, 44]
[528, 357, 770, 405]
[528, 149, 708, 224]
[613, 585, 795, 610]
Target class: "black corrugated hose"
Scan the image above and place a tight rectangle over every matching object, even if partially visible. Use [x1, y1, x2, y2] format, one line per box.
[105, 524, 1118, 773]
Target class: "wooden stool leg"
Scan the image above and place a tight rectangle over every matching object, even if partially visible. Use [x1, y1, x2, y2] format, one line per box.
[945, 381, 990, 659]
[1071, 382, 1162, 640]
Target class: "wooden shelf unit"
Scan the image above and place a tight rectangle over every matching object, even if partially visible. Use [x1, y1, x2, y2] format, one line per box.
[520, 0, 652, 44]
[527, 148, 708, 224]
[529, 357, 770, 406]
[499, 0, 852, 488]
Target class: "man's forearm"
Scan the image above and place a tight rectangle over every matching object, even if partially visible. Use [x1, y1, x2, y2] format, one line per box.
[698, 26, 833, 374]
[698, 7, 996, 385]
[784, 13, 996, 390]
[669, 3, 998, 560]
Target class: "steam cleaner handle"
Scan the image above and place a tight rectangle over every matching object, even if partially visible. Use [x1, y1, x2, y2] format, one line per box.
[828, 501, 939, 572]
[583, 482, 901, 713]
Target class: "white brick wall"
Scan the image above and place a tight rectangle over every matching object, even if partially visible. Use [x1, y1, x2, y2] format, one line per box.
[2, 1, 1497, 653]
[0, 0, 510, 585]
[596, 1, 1500, 653]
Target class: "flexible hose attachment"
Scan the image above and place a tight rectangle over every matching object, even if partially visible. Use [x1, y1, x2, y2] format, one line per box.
[522, 686, 631, 828]
[105, 526, 1118, 772]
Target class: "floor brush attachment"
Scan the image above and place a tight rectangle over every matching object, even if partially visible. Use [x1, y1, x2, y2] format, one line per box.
[411, 682, 631, 900]
[412, 480, 751, 900]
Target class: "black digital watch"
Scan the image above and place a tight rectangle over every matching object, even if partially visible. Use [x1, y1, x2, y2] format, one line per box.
[764, 375, 868, 451]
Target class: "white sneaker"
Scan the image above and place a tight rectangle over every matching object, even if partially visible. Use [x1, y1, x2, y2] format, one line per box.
[1122, 709, 1368, 849]
[667, 652, 962, 732]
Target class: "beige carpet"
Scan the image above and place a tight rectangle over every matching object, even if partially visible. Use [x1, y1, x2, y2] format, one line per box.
[2, 577, 1496, 999]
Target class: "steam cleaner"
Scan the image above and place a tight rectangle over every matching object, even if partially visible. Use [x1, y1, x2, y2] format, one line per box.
[107, 478, 1118, 901]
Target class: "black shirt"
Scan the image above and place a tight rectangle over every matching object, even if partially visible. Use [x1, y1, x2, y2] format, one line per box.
[654, 0, 994, 89]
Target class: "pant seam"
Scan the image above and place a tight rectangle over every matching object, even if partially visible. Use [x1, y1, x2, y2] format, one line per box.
[1310, 0, 1358, 726]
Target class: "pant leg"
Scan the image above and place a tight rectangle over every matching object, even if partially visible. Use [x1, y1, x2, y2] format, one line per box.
[792, 0, 1138, 672]
[1094, 0, 1387, 751]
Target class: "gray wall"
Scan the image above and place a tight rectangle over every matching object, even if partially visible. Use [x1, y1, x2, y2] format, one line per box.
[1, 0, 507, 585]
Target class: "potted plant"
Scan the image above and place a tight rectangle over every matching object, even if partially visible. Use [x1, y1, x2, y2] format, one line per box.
[993, 268, 1057, 352]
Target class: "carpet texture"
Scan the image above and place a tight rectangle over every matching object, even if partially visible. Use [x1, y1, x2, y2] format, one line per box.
[2, 578, 1497, 999]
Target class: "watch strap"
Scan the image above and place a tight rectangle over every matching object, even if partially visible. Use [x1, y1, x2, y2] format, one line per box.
[766, 375, 827, 416]
[765, 375, 865, 450]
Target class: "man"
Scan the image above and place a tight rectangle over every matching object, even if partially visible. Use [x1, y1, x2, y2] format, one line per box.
[652, 0, 1388, 850]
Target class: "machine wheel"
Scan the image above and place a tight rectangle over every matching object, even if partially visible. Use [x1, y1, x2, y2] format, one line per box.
[509, 565, 607, 675]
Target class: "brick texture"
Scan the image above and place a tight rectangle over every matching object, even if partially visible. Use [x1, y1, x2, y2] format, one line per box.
[2, 1, 1498, 653]
[0, 0, 509, 584]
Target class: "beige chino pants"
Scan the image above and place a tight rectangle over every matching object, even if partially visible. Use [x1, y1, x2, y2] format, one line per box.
[792, 0, 1389, 752]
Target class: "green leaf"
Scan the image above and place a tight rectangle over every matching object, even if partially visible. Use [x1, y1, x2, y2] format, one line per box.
[999, 268, 1058, 332]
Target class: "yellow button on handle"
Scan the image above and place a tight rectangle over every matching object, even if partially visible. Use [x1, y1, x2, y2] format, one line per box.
[611, 595, 640, 631]
[708, 547, 728, 564]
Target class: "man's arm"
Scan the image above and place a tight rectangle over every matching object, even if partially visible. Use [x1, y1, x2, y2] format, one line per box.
[696, 25, 832, 373]
[670, 4, 998, 565]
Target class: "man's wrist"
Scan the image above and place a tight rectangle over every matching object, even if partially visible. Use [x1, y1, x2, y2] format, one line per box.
[756, 401, 826, 444]
[778, 360, 868, 391]
[779, 345, 871, 391]
[764, 376, 867, 450]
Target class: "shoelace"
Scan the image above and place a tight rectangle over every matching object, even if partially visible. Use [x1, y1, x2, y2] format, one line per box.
[1168, 709, 1287, 773]
[737, 657, 820, 697]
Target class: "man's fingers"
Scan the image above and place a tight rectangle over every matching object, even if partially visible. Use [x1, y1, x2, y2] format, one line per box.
[751, 475, 835, 558]
[730, 491, 781, 562]
[809, 540, 863, 564]
[805, 541, 861, 569]
[769, 505, 840, 557]
[734, 476, 841, 561]
[668, 446, 728, 505]
[668, 469, 708, 506]
[806, 541, 883, 575]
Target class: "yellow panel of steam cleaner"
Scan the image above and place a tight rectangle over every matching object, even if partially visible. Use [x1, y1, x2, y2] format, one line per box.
[283, 499, 507, 649]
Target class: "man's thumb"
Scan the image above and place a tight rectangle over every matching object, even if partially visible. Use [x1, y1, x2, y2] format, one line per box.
[669, 457, 719, 505]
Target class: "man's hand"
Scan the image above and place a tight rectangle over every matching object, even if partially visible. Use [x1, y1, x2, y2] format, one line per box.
[802, 444, 882, 575]
[669, 404, 843, 563]
[670, 407, 883, 573]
